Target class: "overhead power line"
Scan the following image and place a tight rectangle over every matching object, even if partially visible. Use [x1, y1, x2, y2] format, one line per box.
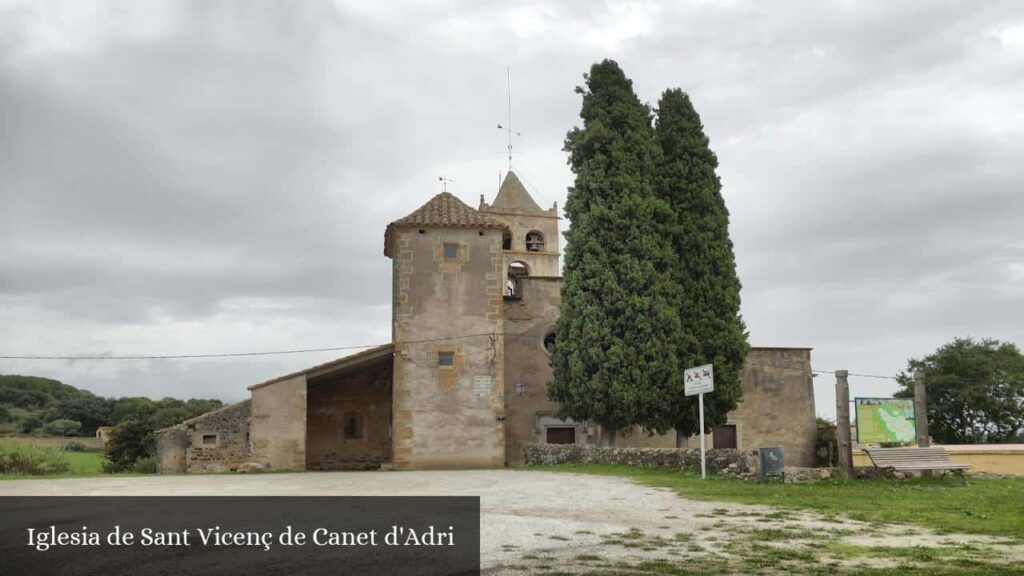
[815, 369, 900, 381]
[0, 343, 383, 361]
[0, 332, 499, 361]
[0, 332, 907, 383]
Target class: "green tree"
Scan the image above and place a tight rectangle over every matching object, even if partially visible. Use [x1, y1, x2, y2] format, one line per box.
[103, 418, 156, 472]
[549, 60, 683, 444]
[896, 338, 1024, 444]
[654, 89, 749, 444]
[0, 374, 82, 408]
[150, 397, 222, 429]
[109, 397, 156, 424]
[45, 394, 112, 435]
[21, 415, 44, 433]
[41, 418, 82, 436]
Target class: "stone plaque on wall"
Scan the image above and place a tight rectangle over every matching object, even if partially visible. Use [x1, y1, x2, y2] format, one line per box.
[473, 375, 492, 396]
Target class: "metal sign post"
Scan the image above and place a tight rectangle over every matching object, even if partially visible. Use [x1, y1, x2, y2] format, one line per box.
[698, 392, 706, 479]
[684, 364, 714, 480]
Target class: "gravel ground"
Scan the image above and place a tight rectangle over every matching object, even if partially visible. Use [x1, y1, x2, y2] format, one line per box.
[3, 469, 1021, 574]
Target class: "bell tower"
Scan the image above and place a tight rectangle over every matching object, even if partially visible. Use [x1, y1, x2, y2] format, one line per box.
[479, 171, 560, 298]
[384, 191, 508, 469]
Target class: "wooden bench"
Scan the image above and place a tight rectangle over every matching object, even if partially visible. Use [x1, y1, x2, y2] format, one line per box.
[864, 446, 971, 480]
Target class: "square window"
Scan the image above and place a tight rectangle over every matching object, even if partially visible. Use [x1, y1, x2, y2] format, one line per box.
[202, 434, 217, 446]
[438, 351, 455, 367]
[515, 382, 526, 396]
[443, 243, 459, 260]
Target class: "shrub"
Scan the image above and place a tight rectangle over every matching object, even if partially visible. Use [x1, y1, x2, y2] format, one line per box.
[21, 415, 43, 433]
[103, 418, 155, 472]
[42, 418, 82, 437]
[130, 456, 156, 474]
[0, 443, 70, 475]
[62, 440, 91, 452]
[815, 417, 838, 467]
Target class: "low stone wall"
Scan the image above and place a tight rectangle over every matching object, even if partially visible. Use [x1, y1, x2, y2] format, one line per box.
[783, 466, 838, 483]
[522, 443, 760, 480]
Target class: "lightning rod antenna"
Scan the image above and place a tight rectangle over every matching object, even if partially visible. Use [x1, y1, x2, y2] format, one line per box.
[506, 66, 513, 170]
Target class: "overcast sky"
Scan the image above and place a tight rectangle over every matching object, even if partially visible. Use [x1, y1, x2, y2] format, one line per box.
[2, 1, 1022, 419]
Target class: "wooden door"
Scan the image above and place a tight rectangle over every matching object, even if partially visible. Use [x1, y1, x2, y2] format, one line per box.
[712, 425, 737, 449]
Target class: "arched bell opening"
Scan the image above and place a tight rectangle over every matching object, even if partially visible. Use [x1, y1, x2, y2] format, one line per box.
[506, 261, 530, 299]
[525, 231, 545, 252]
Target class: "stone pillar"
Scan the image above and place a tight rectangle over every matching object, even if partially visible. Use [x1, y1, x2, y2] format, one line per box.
[914, 370, 931, 478]
[835, 370, 853, 480]
[914, 371, 929, 448]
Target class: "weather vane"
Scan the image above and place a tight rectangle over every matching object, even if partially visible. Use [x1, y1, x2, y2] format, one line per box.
[438, 176, 453, 192]
[496, 66, 521, 171]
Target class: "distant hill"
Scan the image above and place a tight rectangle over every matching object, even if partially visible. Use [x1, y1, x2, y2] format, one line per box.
[0, 374, 92, 409]
[0, 374, 222, 436]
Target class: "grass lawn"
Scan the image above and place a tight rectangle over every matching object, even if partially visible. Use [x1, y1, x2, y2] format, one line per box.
[58, 450, 105, 476]
[537, 464, 1024, 541]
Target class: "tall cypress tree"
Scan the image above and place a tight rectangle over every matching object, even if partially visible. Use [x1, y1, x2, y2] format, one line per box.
[548, 60, 683, 444]
[654, 89, 749, 444]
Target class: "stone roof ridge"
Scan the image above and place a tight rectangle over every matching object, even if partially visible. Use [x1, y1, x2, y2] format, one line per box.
[154, 399, 252, 434]
[491, 170, 543, 212]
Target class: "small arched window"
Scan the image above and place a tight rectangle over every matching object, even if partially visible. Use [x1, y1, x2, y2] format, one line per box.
[502, 230, 512, 251]
[343, 412, 362, 440]
[525, 231, 545, 252]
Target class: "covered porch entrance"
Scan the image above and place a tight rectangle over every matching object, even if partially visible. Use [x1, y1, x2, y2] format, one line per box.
[305, 346, 394, 470]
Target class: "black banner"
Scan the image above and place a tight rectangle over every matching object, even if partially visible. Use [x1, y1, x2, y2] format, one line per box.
[0, 497, 479, 576]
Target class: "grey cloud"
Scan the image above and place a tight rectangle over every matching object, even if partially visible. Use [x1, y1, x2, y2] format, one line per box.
[1, 1, 1022, 412]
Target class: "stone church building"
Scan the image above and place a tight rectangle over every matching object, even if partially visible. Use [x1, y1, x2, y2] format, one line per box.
[157, 172, 817, 473]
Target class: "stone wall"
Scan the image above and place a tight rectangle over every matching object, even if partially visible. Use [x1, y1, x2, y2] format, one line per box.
[251, 375, 307, 470]
[503, 278, 680, 461]
[185, 400, 251, 473]
[522, 443, 760, 480]
[155, 426, 187, 474]
[503, 277, 569, 465]
[725, 348, 817, 466]
[391, 227, 506, 469]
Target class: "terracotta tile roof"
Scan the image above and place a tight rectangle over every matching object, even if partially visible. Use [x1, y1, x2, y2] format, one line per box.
[384, 192, 507, 257]
[490, 170, 543, 212]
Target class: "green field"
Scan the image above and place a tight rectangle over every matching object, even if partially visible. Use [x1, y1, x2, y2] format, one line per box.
[59, 450, 105, 475]
[0, 438, 105, 479]
[537, 464, 1024, 540]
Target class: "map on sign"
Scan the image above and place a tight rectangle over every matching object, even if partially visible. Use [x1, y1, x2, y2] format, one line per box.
[684, 364, 714, 397]
[855, 398, 916, 444]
